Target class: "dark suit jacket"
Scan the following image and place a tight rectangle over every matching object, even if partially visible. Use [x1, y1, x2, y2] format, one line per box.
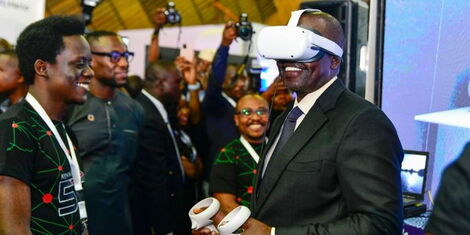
[252, 80, 404, 235]
[202, 45, 239, 178]
[425, 142, 470, 234]
[130, 92, 186, 235]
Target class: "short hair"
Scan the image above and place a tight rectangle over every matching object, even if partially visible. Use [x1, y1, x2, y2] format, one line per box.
[0, 38, 12, 53]
[235, 93, 268, 110]
[144, 60, 177, 84]
[300, 11, 345, 50]
[16, 15, 85, 85]
[85, 30, 118, 46]
[0, 49, 17, 58]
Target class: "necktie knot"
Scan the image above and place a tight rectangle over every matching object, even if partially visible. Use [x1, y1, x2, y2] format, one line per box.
[261, 106, 303, 178]
[274, 106, 303, 150]
[286, 106, 303, 122]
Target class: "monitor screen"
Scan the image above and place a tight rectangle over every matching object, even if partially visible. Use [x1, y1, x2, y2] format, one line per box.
[379, 0, 470, 199]
[401, 151, 429, 197]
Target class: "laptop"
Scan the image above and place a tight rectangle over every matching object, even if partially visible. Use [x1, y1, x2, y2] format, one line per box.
[401, 150, 429, 207]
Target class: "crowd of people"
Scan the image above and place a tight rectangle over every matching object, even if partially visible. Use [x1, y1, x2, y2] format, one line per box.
[0, 7, 468, 235]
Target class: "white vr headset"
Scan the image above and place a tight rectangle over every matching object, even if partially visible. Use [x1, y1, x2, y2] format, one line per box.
[257, 9, 343, 62]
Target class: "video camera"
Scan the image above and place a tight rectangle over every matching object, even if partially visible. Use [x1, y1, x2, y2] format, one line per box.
[164, 2, 181, 24]
[235, 13, 253, 41]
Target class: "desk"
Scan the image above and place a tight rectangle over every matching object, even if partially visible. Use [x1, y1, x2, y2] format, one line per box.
[414, 106, 470, 128]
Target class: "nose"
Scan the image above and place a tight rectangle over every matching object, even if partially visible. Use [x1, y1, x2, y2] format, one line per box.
[116, 56, 129, 68]
[81, 65, 94, 82]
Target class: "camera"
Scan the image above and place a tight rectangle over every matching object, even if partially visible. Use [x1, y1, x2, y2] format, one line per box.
[164, 2, 181, 24]
[235, 13, 253, 41]
[81, 0, 102, 26]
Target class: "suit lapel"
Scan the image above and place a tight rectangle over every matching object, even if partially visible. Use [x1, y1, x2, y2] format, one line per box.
[138, 92, 166, 125]
[253, 79, 346, 215]
[256, 104, 292, 176]
[253, 104, 291, 209]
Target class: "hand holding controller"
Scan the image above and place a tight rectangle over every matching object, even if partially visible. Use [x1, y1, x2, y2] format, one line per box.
[217, 206, 251, 235]
[189, 197, 220, 232]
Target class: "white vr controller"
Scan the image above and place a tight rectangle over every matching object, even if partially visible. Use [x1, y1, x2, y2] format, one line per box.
[189, 197, 251, 235]
[189, 197, 220, 232]
[217, 205, 251, 235]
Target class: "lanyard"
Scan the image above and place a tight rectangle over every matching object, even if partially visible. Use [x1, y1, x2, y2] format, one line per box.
[239, 136, 260, 163]
[25, 93, 87, 220]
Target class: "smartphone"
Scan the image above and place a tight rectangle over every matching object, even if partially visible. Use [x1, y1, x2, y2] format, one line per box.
[180, 43, 195, 62]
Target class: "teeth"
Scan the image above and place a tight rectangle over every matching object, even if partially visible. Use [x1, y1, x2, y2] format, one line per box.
[285, 67, 302, 71]
[248, 124, 262, 130]
[77, 83, 89, 90]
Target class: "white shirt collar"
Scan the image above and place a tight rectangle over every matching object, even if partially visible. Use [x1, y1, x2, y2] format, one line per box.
[222, 92, 236, 108]
[294, 77, 337, 115]
[142, 89, 169, 123]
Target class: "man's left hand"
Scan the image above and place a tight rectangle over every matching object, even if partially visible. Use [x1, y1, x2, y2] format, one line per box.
[241, 218, 271, 235]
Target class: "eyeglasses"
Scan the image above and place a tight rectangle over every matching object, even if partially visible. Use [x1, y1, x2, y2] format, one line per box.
[236, 108, 269, 117]
[91, 51, 135, 63]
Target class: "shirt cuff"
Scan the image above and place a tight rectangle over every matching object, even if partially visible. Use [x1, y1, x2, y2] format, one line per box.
[271, 227, 275, 235]
[187, 82, 201, 91]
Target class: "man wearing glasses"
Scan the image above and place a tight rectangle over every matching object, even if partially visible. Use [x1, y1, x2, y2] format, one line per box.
[66, 31, 144, 235]
[209, 94, 269, 214]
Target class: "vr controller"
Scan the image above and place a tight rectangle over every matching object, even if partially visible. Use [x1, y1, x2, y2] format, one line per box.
[189, 197, 251, 235]
[257, 9, 343, 62]
[189, 197, 220, 231]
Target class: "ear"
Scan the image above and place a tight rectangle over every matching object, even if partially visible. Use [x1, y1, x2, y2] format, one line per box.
[34, 59, 48, 78]
[330, 56, 341, 70]
[233, 114, 240, 127]
[17, 75, 25, 83]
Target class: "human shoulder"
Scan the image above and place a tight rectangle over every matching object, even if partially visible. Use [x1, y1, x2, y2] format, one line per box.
[116, 90, 144, 114]
[443, 143, 470, 183]
[222, 138, 243, 150]
[65, 92, 98, 125]
[215, 138, 243, 161]
[0, 101, 38, 134]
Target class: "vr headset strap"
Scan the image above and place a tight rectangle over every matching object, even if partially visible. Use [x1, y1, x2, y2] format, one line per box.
[287, 9, 322, 27]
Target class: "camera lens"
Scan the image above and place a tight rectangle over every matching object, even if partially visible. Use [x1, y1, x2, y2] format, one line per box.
[165, 1, 181, 24]
[236, 13, 253, 41]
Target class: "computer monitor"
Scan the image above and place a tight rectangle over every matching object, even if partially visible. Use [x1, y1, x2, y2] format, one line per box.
[401, 150, 429, 199]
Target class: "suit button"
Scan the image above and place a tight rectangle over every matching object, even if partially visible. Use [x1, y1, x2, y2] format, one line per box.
[168, 171, 173, 175]
[170, 193, 175, 197]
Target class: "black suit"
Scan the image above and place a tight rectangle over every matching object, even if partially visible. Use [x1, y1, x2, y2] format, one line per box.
[252, 80, 404, 234]
[425, 142, 470, 234]
[130, 92, 187, 235]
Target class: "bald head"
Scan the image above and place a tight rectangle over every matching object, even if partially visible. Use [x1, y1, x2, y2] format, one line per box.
[236, 94, 268, 110]
[298, 11, 345, 51]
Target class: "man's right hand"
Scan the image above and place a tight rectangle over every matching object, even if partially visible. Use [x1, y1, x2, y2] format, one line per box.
[221, 21, 237, 47]
[153, 8, 167, 28]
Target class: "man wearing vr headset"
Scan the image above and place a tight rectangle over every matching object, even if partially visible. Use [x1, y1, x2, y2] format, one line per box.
[194, 9, 403, 235]
[66, 31, 144, 235]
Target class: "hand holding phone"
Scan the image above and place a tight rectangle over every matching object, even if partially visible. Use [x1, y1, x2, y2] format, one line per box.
[180, 43, 195, 62]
